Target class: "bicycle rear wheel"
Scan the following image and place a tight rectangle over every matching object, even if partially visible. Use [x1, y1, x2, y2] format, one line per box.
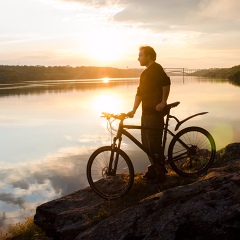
[87, 146, 134, 200]
[168, 127, 216, 177]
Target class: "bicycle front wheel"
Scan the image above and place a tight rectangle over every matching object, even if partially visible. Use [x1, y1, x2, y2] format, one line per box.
[87, 146, 134, 200]
[168, 127, 216, 177]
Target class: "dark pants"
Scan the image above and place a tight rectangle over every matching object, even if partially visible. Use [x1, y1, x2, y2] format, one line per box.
[141, 114, 164, 165]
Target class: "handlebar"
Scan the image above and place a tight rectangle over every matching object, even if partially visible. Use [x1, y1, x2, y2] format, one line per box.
[101, 102, 180, 121]
[101, 112, 132, 120]
[101, 101, 209, 132]
[101, 102, 181, 121]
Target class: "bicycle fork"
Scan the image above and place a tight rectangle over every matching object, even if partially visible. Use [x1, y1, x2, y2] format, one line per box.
[108, 136, 122, 176]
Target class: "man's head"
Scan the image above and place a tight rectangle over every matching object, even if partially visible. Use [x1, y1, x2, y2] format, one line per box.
[138, 46, 156, 67]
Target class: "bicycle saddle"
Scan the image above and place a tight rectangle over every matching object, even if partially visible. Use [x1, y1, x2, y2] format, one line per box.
[162, 101, 180, 116]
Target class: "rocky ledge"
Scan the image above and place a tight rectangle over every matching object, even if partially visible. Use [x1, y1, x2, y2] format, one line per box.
[34, 143, 240, 240]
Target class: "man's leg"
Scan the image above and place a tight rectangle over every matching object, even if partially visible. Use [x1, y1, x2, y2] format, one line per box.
[141, 115, 166, 182]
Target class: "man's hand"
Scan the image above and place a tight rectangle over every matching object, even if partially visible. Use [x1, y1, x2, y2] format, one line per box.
[155, 101, 167, 111]
[127, 110, 135, 118]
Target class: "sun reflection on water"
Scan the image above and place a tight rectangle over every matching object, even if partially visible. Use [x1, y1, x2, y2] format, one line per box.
[92, 93, 123, 114]
[102, 77, 109, 83]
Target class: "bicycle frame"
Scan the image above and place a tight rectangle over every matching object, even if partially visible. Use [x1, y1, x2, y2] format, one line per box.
[107, 102, 208, 174]
[109, 115, 170, 174]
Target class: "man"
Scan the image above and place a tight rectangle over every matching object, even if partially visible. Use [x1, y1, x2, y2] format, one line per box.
[128, 46, 171, 183]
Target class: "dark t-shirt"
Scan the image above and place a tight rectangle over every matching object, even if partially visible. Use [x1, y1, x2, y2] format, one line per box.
[136, 62, 171, 115]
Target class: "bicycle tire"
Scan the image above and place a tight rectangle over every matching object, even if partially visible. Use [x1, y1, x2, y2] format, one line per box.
[168, 127, 216, 177]
[87, 146, 134, 200]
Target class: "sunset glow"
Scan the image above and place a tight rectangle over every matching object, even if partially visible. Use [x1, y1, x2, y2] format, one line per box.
[87, 29, 126, 62]
[0, 0, 240, 68]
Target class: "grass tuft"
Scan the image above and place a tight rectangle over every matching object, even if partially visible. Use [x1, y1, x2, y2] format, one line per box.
[0, 217, 47, 240]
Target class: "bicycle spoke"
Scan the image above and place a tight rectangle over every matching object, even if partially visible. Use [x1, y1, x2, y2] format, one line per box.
[168, 127, 215, 177]
[87, 146, 134, 199]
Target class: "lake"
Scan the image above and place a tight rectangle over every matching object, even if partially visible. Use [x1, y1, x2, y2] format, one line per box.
[0, 76, 240, 227]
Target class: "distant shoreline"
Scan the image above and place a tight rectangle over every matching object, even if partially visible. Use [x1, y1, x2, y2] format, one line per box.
[1, 64, 239, 85]
[0, 65, 143, 84]
[191, 64, 240, 85]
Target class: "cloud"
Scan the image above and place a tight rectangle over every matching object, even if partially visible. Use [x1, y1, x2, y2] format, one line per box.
[113, 0, 200, 23]
[62, 0, 119, 7]
[0, 193, 25, 208]
[111, 0, 240, 33]
[66, 0, 240, 35]
[59, 0, 240, 59]
[103, 0, 240, 65]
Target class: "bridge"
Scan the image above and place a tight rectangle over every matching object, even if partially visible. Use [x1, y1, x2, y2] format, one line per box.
[164, 68, 200, 76]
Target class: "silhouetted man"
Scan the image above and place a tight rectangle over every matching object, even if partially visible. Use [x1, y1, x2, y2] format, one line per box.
[128, 46, 171, 183]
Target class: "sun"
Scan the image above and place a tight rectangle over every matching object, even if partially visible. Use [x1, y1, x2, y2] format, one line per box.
[87, 29, 125, 62]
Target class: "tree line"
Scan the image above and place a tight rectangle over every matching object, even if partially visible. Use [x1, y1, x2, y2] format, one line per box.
[191, 65, 240, 85]
[1, 64, 239, 85]
[0, 65, 143, 84]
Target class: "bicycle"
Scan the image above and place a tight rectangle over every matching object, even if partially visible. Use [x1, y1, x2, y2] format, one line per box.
[87, 101, 216, 200]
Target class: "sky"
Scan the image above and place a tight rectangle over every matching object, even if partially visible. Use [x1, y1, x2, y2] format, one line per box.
[0, 0, 240, 69]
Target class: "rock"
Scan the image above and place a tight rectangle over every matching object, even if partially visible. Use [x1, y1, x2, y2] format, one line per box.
[34, 144, 240, 240]
[215, 142, 240, 163]
[34, 186, 105, 239]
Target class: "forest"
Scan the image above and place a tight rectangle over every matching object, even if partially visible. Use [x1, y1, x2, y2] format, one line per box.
[192, 64, 240, 85]
[0, 65, 143, 84]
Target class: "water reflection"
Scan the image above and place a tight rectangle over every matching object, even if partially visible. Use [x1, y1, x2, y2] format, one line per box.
[0, 142, 147, 227]
[0, 139, 108, 227]
[0, 78, 138, 97]
[193, 76, 240, 87]
[0, 154, 86, 226]
[92, 94, 123, 113]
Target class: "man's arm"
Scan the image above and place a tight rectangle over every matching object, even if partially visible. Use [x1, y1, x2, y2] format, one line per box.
[128, 95, 142, 117]
[155, 85, 170, 111]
